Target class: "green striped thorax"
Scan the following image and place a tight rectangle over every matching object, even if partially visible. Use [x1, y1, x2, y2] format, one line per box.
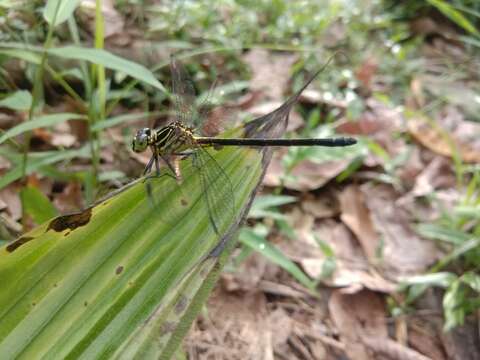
[132, 122, 196, 155]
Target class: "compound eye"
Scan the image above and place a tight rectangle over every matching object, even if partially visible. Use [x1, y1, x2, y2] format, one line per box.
[132, 128, 150, 152]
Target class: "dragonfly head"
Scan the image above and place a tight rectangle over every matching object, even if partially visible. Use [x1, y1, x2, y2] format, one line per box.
[132, 128, 152, 152]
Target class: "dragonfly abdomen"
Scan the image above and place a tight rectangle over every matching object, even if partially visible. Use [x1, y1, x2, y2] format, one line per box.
[195, 136, 357, 147]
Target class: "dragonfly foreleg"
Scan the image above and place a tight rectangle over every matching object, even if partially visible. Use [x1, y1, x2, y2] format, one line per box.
[143, 154, 155, 175]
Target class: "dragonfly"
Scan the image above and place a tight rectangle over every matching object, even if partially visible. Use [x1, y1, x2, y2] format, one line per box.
[132, 56, 356, 234]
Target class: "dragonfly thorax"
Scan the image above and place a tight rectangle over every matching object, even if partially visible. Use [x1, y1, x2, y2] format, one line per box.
[132, 123, 196, 155]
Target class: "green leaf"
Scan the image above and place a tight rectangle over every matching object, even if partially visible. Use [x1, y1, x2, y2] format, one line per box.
[443, 280, 465, 330]
[427, 0, 479, 36]
[0, 48, 42, 64]
[416, 223, 470, 245]
[239, 227, 315, 290]
[0, 43, 164, 92]
[47, 46, 165, 92]
[0, 127, 269, 358]
[461, 272, 480, 292]
[0, 90, 32, 111]
[20, 186, 58, 224]
[91, 112, 162, 132]
[400, 272, 457, 288]
[0, 146, 91, 190]
[44, 0, 82, 27]
[248, 194, 296, 220]
[454, 205, 480, 219]
[0, 113, 86, 145]
[251, 194, 297, 210]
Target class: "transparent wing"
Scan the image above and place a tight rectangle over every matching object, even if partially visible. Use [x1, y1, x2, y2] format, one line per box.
[170, 55, 197, 128]
[191, 146, 235, 235]
[170, 55, 221, 134]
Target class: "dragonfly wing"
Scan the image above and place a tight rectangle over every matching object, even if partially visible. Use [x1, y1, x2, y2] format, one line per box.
[170, 55, 197, 128]
[191, 146, 235, 235]
[170, 55, 219, 134]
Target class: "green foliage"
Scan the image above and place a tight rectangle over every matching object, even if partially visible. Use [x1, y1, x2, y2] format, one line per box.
[0, 113, 86, 147]
[0, 91, 32, 111]
[427, 0, 479, 35]
[43, 0, 82, 27]
[239, 226, 316, 290]
[20, 185, 58, 224]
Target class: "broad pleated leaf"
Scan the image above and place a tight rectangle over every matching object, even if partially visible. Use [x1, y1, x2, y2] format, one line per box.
[0, 65, 334, 357]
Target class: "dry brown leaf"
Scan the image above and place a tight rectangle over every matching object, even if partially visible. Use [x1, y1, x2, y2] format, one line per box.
[338, 98, 408, 168]
[242, 49, 298, 102]
[339, 185, 378, 260]
[356, 56, 378, 92]
[79, 0, 125, 39]
[0, 185, 22, 220]
[441, 318, 480, 360]
[335, 116, 382, 136]
[268, 308, 294, 350]
[329, 290, 387, 360]
[262, 151, 285, 187]
[408, 77, 426, 109]
[53, 182, 84, 214]
[287, 159, 352, 191]
[221, 251, 269, 292]
[0, 155, 11, 172]
[408, 116, 480, 163]
[409, 156, 456, 198]
[362, 336, 432, 360]
[301, 191, 340, 219]
[408, 322, 447, 360]
[361, 183, 440, 276]
[396, 146, 424, 187]
[265, 157, 352, 191]
[410, 17, 451, 38]
[186, 289, 272, 360]
[286, 217, 395, 293]
[0, 111, 18, 130]
[49, 123, 77, 148]
[299, 88, 348, 109]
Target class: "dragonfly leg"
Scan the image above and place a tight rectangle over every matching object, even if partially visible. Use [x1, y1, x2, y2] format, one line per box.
[143, 155, 155, 175]
[154, 154, 161, 176]
[159, 154, 182, 182]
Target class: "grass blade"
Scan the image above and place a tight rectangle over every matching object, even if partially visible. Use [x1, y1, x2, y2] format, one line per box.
[0, 113, 86, 146]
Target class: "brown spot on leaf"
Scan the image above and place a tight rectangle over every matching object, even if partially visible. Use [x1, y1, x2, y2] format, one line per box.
[6, 236, 35, 252]
[47, 208, 92, 233]
[180, 198, 188, 206]
[160, 321, 177, 335]
[175, 296, 188, 315]
[116, 266, 124, 275]
[64, 231, 71, 237]
[84, 301, 88, 307]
